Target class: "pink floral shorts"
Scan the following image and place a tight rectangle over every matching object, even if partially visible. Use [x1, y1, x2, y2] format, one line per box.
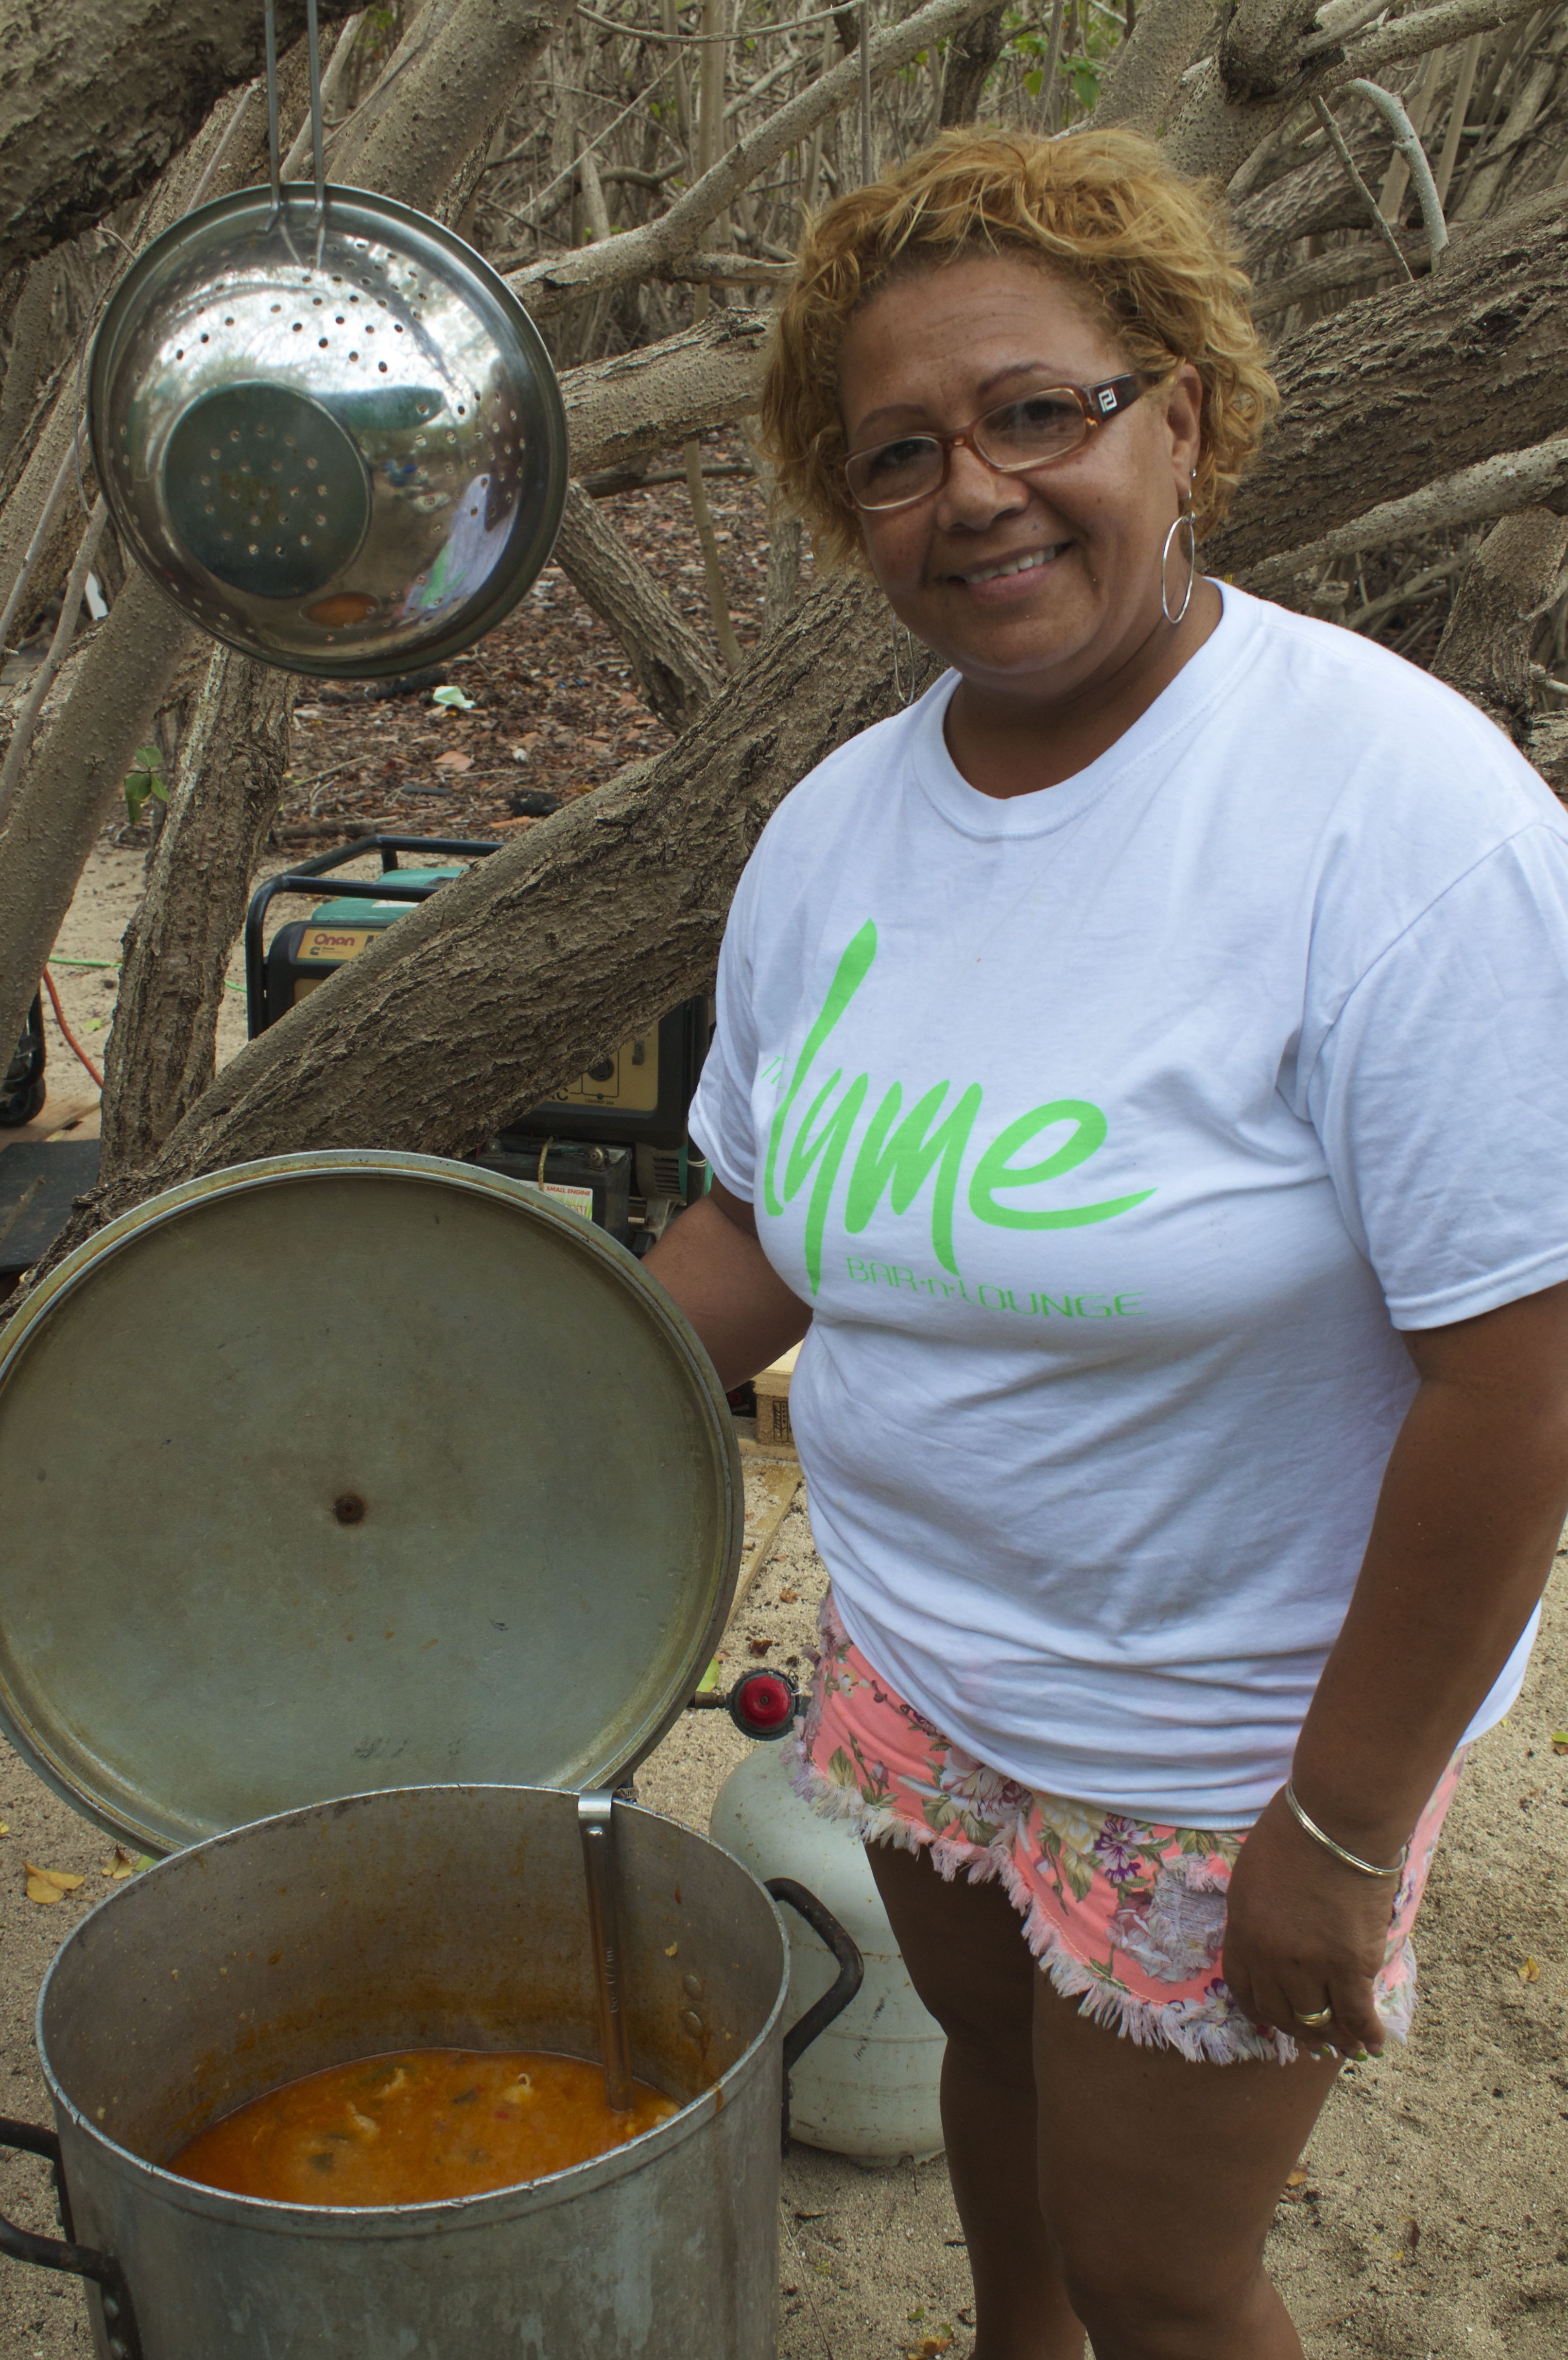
[788, 1595, 1465, 2065]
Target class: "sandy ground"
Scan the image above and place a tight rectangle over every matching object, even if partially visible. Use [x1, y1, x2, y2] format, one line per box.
[0, 850, 1564, 2356]
[0, 1475, 1562, 2359]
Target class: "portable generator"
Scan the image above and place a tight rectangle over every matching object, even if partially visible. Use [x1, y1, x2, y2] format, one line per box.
[244, 836, 709, 1249]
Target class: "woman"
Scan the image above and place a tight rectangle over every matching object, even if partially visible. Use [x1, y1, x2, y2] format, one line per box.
[645, 128, 1568, 2359]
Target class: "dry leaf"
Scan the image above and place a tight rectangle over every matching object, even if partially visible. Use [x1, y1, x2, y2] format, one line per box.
[1286, 2169, 1308, 2188]
[102, 1846, 137, 1880]
[25, 1862, 85, 1904]
[1517, 1956, 1540, 1983]
[747, 1637, 772, 1657]
[778, 1586, 798, 1603]
[1551, 1731, 1568, 1755]
[432, 749, 473, 772]
[664, 1944, 678, 1958]
[904, 2339, 953, 2359]
[0, 1822, 10, 1836]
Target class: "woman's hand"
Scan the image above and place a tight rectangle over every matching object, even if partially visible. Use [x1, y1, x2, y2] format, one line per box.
[1219, 1790, 1397, 2059]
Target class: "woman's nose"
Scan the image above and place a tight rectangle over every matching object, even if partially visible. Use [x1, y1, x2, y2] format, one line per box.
[936, 439, 1030, 529]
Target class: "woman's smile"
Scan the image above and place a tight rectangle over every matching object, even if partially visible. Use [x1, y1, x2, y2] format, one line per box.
[943, 538, 1072, 591]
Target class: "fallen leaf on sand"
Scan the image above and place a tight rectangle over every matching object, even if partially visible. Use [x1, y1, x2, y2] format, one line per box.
[1551, 1731, 1568, 1755]
[0, 1822, 9, 1836]
[25, 1862, 85, 1904]
[904, 2339, 953, 2358]
[433, 749, 473, 771]
[102, 1846, 137, 1880]
[748, 1637, 772, 1657]
[778, 1587, 798, 1603]
[1517, 1956, 1540, 1983]
[1286, 2169, 1308, 2188]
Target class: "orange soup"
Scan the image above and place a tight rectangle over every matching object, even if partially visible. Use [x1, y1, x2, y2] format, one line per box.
[171, 2049, 678, 2207]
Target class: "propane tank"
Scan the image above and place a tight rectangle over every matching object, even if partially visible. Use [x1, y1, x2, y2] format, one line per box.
[709, 1739, 946, 2162]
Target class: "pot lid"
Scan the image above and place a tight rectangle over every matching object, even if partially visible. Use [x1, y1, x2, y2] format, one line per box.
[0, 1154, 741, 1855]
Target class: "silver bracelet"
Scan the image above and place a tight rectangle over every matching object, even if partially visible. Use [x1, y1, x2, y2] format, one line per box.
[1283, 1782, 1407, 1880]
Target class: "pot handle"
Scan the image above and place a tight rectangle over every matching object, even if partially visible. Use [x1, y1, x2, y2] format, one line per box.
[763, 1879, 865, 2154]
[0, 2117, 144, 2360]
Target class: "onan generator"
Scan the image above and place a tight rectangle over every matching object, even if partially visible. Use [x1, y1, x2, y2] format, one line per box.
[244, 835, 709, 1250]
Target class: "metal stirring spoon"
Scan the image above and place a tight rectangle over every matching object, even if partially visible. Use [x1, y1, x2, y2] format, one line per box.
[577, 1792, 633, 2113]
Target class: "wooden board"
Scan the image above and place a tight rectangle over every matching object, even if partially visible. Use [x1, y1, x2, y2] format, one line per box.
[726, 1457, 801, 1627]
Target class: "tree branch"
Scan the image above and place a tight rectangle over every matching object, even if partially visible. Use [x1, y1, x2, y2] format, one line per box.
[1237, 435, 1568, 595]
[507, 0, 1005, 319]
[560, 307, 771, 478]
[0, 0, 362, 279]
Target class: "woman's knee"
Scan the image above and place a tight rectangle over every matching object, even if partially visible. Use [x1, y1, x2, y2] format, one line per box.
[1050, 2229, 1273, 2360]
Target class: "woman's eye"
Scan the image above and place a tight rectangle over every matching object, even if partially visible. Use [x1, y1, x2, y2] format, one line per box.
[1012, 396, 1078, 430]
[868, 437, 934, 476]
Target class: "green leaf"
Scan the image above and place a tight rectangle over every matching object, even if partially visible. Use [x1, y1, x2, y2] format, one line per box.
[1069, 61, 1100, 107]
[1024, 67, 1042, 95]
[123, 771, 152, 823]
[132, 744, 163, 773]
[149, 773, 169, 804]
[432, 684, 476, 710]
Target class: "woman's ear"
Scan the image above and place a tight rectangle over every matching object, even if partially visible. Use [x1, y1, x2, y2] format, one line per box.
[1162, 362, 1205, 500]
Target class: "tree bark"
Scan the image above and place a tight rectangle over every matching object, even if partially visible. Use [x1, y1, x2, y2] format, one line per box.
[0, 0, 362, 281]
[30, 577, 939, 1278]
[552, 481, 722, 730]
[938, 6, 1007, 127]
[0, 574, 196, 1080]
[1093, 0, 1223, 137]
[335, 0, 578, 217]
[559, 308, 769, 479]
[1203, 196, 1568, 581]
[1431, 506, 1568, 739]
[98, 651, 295, 1176]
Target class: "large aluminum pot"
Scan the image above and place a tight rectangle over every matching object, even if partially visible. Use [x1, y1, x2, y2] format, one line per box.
[0, 1785, 859, 2360]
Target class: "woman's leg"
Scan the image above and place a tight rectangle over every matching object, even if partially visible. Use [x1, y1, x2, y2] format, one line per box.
[1030, 1981, 1340, 2360]
[869, 1842, 1086, 2360]
[872, 1840, 1344, 2360]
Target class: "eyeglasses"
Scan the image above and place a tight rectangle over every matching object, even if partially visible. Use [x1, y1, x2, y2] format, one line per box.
[841, 376, 1143, 514]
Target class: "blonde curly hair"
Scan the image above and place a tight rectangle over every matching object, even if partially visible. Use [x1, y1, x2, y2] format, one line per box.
[759, 125, 1277, 569]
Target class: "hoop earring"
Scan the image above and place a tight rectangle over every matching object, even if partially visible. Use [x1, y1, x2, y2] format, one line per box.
[1160, 506, 1196, 626]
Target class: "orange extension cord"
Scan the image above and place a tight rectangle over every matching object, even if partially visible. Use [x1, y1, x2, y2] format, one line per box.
[41, 967, 104, 1090]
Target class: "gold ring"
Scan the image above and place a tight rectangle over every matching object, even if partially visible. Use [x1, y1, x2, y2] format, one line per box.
[1295, 2005, 1333, 2029]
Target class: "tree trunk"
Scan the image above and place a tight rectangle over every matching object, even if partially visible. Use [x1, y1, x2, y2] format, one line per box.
[31, 577, 938, 1276]
[1091, 0, 1215, 136]
[938, 6, 1007, 126]
[553, 483, 722, 731]
[0, 574, 196, 1080]
[1431, 506, 1568, 739]
[0, 0, 362, 281]
[560, 308, 768, 479]
[1203, 196, 1568, 580]
[98, 651, 295, 1177]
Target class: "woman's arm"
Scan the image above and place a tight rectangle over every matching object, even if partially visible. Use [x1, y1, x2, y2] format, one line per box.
[642, 1180, 812, 1392]
[1222, 1277, 1568, 2056]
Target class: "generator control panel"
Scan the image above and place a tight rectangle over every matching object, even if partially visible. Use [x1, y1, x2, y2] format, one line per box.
[245, 835, 709, 1248]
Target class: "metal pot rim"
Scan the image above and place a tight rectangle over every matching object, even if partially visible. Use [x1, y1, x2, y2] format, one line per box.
[37, 1783, 791, 2240]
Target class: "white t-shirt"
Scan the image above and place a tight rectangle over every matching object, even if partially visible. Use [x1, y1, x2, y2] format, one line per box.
[689, 586, 1568, 1825]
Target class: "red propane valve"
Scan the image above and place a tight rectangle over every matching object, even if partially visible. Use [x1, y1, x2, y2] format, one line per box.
[726, 1669, 799, 1740]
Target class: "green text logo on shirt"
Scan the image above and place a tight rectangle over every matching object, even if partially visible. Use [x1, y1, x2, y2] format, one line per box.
[762, 921, 1154, 1292]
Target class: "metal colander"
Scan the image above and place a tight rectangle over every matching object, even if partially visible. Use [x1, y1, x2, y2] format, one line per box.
[86, 7, 567, 677]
